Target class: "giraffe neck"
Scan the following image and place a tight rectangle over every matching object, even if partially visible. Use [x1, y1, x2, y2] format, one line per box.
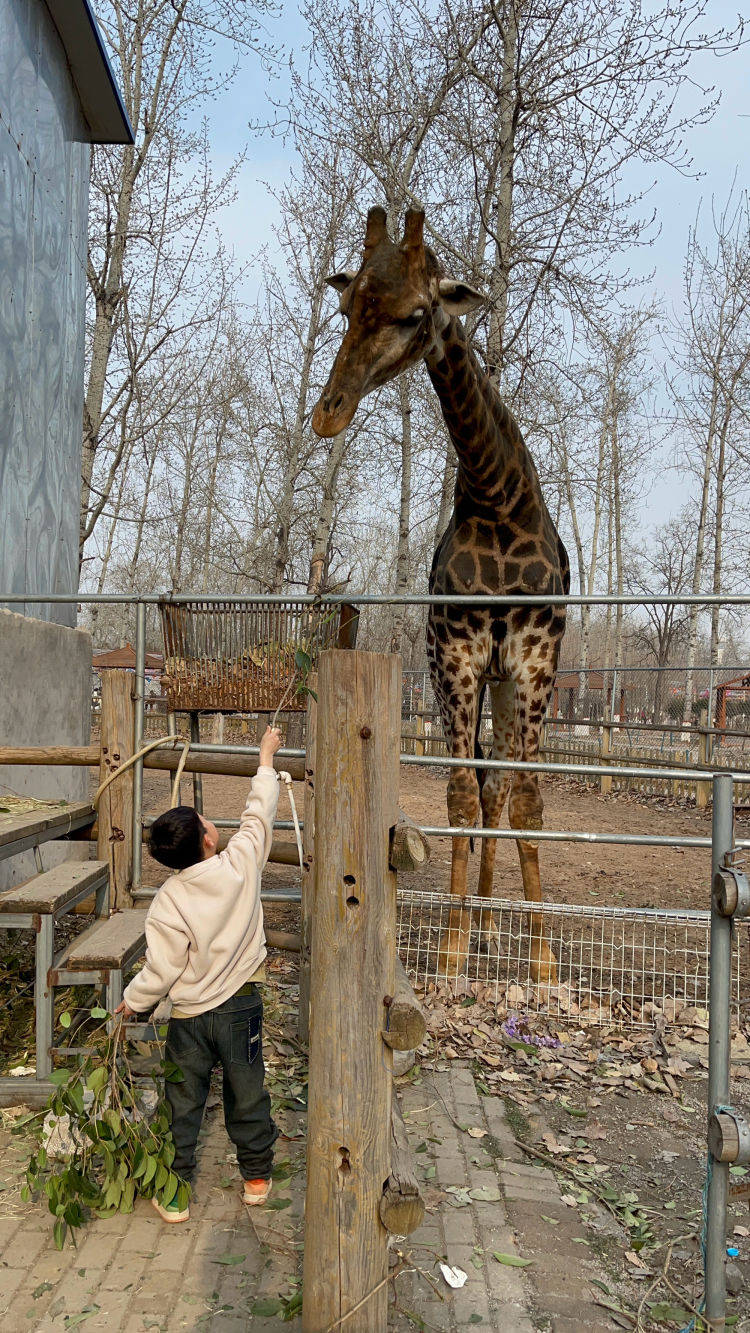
[424, 313, 526, 509]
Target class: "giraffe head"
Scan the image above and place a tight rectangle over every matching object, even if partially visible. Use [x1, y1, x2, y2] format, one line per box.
[312, 206, 482, 437]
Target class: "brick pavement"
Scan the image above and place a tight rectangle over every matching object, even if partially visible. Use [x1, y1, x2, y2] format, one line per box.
[1, 1062, 620, 1331]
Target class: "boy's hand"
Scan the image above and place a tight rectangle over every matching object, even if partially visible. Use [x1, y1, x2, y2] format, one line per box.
[114, 1000, 136, 1020]
[259, 725, 283, 768]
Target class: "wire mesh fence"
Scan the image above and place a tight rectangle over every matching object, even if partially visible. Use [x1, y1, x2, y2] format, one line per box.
[397, 888, 745, 1029]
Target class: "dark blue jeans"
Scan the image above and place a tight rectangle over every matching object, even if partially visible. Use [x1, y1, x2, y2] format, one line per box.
[165, 985, 277, 1183]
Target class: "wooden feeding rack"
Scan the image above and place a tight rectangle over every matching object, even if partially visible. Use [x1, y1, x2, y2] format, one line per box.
[158, 599, 358, 714]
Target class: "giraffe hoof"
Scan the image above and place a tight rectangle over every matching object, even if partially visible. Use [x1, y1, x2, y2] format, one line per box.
[436, 928, 470, 978]
[530, 952, 558, 986]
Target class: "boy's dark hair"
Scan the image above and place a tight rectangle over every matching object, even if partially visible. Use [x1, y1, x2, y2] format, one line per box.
[148, 806, 205, 871]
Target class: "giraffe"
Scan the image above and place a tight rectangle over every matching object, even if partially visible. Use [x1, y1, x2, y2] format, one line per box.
[312, 206, 569, 982]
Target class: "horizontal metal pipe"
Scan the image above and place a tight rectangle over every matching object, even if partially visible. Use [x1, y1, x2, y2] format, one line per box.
[400, 754, 750, 783]
[135, 886, 303, 904]
[184, 742, 307, 759]
[416, 824, 750, 850]
[4, 592, 750, 606]
[141, 816, 302, 831]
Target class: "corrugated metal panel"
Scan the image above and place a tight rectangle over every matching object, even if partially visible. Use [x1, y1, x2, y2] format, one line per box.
[0, 0, 93, 627]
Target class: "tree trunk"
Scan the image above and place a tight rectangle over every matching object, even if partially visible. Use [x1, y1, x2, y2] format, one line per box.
[307, 430, 349, 595]
[709, 411, 729, 668]
[434, 438, 456, 547]
[486, 4, 518, 381]
[390, 382, 412, 653]
[682, 392, 718, 723]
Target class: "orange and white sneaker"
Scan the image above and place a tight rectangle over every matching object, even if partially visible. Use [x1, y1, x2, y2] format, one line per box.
[242, 1178, 272, 1206]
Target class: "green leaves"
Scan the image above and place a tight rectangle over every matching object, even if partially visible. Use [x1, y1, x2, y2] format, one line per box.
[24, 1029, 190, 1251]
[86, 1066, 108, 1094]
[493, 1252, 533, 1268]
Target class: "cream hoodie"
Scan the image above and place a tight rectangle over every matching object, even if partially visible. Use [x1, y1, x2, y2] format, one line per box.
[123, 767, 279, 1017]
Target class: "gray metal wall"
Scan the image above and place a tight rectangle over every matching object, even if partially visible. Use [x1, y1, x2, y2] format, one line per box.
[0, 0, 90, 629]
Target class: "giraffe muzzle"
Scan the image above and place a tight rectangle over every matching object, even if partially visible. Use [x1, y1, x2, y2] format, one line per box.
[312, 389, 357, 438]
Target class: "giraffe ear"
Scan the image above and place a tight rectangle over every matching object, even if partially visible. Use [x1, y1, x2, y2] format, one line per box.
[326, 271, 357, 294]
[438, 279, 484, 315]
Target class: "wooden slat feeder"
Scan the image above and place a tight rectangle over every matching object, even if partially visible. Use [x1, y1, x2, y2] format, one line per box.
[158, 599, 358, 714]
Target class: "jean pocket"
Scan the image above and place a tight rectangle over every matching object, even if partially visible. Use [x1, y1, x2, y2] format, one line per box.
[231, 1012, 262, 1065]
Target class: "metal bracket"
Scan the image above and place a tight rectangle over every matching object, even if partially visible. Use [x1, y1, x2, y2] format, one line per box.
[713, 852, 750, 920]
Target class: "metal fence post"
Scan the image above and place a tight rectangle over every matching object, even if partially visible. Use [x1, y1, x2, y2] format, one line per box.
[705, 771, 734, 1324]
[132, 601, 146, 891]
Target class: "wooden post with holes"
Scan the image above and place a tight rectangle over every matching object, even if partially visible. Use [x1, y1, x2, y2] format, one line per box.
[600, 723, 612, 796]
[302, 650, 400, 1333]
[298, 674, 317, 1043]
[98, 670, 134, 909]
[697, 708, 710, 810]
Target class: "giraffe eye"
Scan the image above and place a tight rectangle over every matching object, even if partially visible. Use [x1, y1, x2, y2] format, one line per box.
[403, 307, 425, 325]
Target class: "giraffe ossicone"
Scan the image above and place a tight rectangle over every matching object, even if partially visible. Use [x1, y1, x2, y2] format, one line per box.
[313, 206, 569, 986]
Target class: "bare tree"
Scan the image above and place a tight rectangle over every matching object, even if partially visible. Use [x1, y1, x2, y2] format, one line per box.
[81, 0, 274, 567]
[669, 191, 750, 716]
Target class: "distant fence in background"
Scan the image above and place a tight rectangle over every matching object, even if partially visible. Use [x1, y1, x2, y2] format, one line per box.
[400, 667, 750, 804]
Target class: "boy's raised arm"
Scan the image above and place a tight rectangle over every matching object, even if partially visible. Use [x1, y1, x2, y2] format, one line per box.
[223, 726, 282, 874]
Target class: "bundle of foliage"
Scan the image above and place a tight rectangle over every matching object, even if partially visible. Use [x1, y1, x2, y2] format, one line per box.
[21, 1011, 189, 1249]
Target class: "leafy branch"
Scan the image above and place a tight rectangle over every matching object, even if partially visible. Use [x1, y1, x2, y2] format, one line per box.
[20, 1009, 189, 1249]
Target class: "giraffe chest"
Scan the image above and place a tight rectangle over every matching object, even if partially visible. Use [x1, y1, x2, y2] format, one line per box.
[430, 513, 562, 598]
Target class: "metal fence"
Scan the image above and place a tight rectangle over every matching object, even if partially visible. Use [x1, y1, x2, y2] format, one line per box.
[3, 589, 750, 1324]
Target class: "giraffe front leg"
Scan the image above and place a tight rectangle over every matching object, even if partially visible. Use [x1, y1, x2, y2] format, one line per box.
[508, 772, 558, 986]
[476, 680, 514, 948]
[437, 763, 480, 978]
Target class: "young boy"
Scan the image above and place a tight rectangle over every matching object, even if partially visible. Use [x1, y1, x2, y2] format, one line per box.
[115, 725, 282, 1223]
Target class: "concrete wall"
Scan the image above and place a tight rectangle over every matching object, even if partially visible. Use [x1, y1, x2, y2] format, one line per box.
[0, 610, 92, 889]
[0, 0, 90, 629]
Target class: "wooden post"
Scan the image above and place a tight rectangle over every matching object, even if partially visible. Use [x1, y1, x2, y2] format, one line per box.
[415, 712, 425, 757]
[302, 650, 400, 1333]
[98, 670, 134, 909]
[299, 675, 317, 1043]
[601, 723, 612, 796]
[698, 708, 710, 810]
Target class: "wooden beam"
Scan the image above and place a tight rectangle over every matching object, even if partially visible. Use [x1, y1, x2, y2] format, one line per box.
[381, 957, 427, 1052]
[389, 811, 430, 872]
[302, 649, 400, 1333]
[379, 1092, 425, 1236]
[265, 928, 301, 952]
[143, 751, 305, 782]
[98, 670, 134, 910]
[76, 827, 300, 867]
[299, 674, 317, 1043]
[0, 745, 100, 766]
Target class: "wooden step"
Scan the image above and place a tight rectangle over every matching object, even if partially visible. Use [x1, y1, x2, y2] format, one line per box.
[0, 861, 108, 915]
[0, 802, 96, 862]
[60, 910, 147, 971]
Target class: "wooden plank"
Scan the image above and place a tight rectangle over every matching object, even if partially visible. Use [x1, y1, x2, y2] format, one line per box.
[143, 751, 306, 782]
[98, 670, 134, 910]
[389, 811, 430, 873]
[0, 861, 107, 914]
[302, 650, 400, 1333]
[61, 910, 146, 970]
[0, 802, 95, 850]
[0, 745, 100, 766]
[381, 957, 427, 1052]
[379, 1092, 425, 1236]
[299, 674, 317, 1043]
